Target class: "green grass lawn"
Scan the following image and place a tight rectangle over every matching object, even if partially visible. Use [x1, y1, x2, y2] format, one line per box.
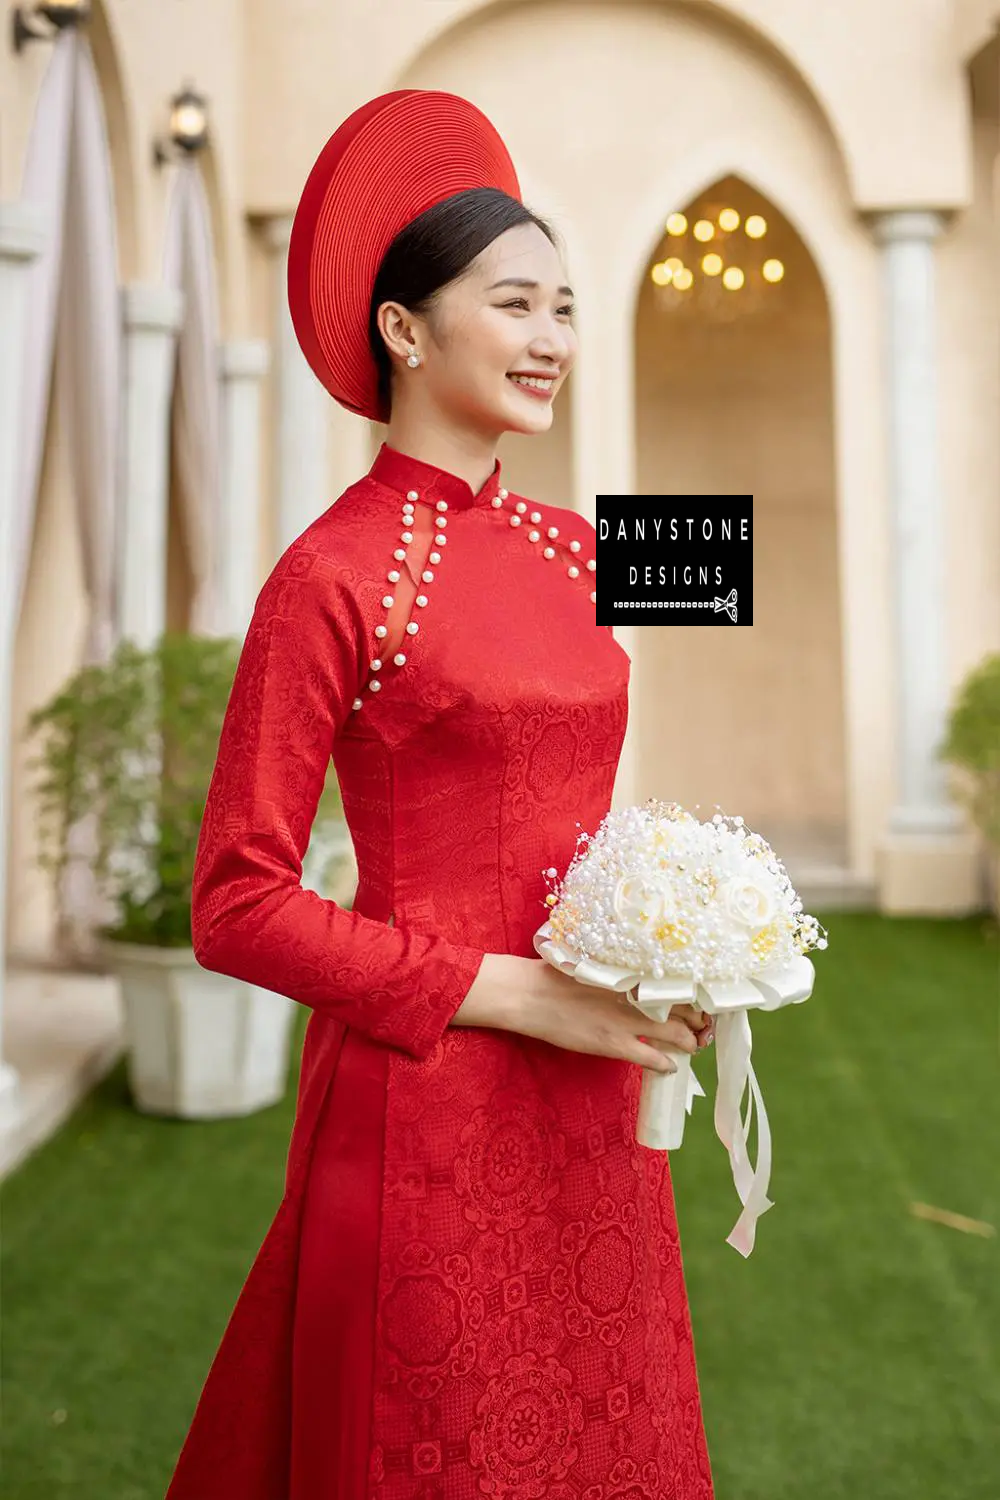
[2, 911, 998, 1499]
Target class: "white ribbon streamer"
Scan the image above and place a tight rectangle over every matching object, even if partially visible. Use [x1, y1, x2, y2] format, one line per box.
[533, 923, 814, 1255]
[712, 1009, 772, 1256]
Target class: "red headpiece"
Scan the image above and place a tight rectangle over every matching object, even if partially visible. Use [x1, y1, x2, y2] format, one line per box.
[288, 89, 521, 423]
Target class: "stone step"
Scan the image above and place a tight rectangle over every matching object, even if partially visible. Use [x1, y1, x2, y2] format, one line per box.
[0, 964, 123, 1181]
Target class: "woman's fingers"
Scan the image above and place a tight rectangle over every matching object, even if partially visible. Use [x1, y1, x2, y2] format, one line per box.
[647, 1017, 700, 1053]
[612, 994, 714, 1059]
[671, 1002, 706, 1032]
[632, 1040, 678, 1074]
[617, 996, 706, 1031]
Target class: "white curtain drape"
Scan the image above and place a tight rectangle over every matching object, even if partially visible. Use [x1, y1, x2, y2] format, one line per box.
[162, 163, 222, 635]
[57, 40, 121, 664]
[13, 29, 122, 952]
[15, 29, 120, 662]
[12, 32, 75, 625]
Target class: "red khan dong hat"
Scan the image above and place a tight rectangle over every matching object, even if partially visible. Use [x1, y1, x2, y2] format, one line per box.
[288, 89, 521, 423]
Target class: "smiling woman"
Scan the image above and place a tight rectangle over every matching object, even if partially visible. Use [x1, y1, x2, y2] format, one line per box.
[165, 88, 714, 1500]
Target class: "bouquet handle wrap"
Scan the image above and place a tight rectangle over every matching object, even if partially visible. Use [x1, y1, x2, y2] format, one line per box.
[630, 980, 706, 1153]
[635, 1047, 702, 1152]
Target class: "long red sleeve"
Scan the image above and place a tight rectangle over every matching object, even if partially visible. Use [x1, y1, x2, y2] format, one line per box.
[190, 545, 487, 1062]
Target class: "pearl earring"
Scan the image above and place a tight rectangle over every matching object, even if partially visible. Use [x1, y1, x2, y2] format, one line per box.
[407, 353, 420, 368]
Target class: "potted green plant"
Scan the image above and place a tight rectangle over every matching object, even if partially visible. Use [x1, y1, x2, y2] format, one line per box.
[939, 650, 1000, 918]
[24, 632, 346, 1118]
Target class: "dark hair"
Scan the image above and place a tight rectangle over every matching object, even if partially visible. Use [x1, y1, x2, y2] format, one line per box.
[368, 186, 557, 421]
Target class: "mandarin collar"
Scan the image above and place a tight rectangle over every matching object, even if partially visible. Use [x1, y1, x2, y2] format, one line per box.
[369, 442, 504, 512]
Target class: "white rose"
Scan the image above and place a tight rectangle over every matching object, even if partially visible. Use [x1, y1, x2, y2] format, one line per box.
[719, 871, 777, 930]
[612, 873, 678, 928]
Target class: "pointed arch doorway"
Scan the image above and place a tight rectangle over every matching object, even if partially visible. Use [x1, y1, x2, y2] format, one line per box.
[634, 174, 849, 877]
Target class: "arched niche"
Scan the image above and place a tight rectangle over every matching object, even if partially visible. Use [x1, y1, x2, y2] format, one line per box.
[634, 174, 847, 864]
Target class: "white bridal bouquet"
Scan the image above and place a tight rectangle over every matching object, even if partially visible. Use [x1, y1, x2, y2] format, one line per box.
[533, 798, 829, 1257]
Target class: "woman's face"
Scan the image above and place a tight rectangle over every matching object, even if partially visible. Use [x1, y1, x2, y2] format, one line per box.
[396, 221, 578, 439]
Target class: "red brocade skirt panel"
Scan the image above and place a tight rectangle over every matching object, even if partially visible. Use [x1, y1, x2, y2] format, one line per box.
[166, 1005, 715, 1499]
[292, 1015, 713, 1498]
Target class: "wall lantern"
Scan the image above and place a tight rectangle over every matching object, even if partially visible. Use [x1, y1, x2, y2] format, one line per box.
[12, 0, 91, 52]
[153, 83, 210, 169]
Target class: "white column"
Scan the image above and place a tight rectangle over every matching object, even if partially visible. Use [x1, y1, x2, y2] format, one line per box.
[871, 211, 961, 835]
[0, 203, 48, 1130]
[870, 209, 980, 912]
[263, 216, 333, 554]
[570, 263, 639, 808]
[119, 284, 185, 648]
[218, 338, 270, 636]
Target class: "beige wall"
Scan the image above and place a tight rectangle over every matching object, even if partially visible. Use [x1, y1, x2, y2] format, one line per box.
[394, 0, 898, 880]
[240, 0, 972, 213]
[2, 0, 998, 952]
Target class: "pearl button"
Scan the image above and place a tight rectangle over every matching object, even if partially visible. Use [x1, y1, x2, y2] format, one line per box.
[528, 530, 540, 542]
[421, 569, 434, 582]
[547, 526, 559, 539]
[529, 511, 541, 524]
[393, 548, 406, 561]
[515, 501, 527, 514]
[406, 490, 418, 501]
[382, 594, 394, 608]
[429, 551, 441, 564]
[543, 546, 555, 559]
[587, 558, 596, 571]
[387, 570, 400, 582]
[568, 566, 580, 579]
[509, 514, 521, 527]
[352, 697, 363, 710]
[402, 503, 414, 516]
[569, 540, 581, 553]
[415, 595, 428, 607]
[435, 534, 447, 546]
[401, 530, 413, 543]
[499, 487, 509, 500]
[590, 591, 597, 603]
[436, 499, 448, 512]
[369, 679, 381, 692]
[393, 652, 407, 666]
[491, 496, 503, 508]
[406, 621, 419, 635]
[375, 625, 387, 639]
[370, 658, 382, 670]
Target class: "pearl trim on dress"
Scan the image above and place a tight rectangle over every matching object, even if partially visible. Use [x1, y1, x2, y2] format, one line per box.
[350, 486, 597, 712]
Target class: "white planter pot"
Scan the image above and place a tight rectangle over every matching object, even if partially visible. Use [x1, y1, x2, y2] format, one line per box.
[102, 940, 298, 1119]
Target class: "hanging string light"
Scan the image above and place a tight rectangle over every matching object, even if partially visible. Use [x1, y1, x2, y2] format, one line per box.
[649, 202, 786, 320]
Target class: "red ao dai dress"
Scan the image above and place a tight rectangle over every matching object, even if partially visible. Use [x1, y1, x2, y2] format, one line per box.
[165, 443, 715, 1500]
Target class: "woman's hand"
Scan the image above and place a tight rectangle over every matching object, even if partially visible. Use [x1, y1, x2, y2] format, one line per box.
[456, 954, 714, 1073]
